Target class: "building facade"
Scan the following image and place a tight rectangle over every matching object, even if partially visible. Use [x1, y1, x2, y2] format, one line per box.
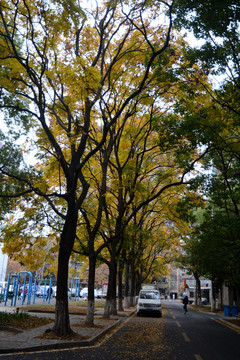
[0, 243, 8, 282]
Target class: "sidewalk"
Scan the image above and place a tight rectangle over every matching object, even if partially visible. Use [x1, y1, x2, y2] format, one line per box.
[0, 304, 136, 354]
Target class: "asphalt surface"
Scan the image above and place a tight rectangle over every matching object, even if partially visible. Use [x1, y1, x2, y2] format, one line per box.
[163, 301, 240, 359]
[0, 300, 239, 359]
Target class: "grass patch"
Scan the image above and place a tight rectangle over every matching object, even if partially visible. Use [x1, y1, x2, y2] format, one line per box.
[21, 300, 106, 313]
[0, 300, 107, 330]
[22, 304, 56, 312]
[0, 311, 52, 329]
[190, 304, 224, 314]
[21, 304, 88, 314]
[70, 300, 106, 308]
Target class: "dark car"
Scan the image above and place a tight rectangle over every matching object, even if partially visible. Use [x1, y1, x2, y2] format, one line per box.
[201, 297, 208, 305]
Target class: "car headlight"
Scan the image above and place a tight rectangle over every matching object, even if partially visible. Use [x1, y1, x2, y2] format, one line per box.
[138, 302, 143, 306]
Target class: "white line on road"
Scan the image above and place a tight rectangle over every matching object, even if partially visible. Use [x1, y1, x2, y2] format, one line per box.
[194, 354, 203, 360]
[182, 332, 190, 342]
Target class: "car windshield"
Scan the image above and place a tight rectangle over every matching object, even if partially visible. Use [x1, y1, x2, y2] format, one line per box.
[140, 291, 160, 300]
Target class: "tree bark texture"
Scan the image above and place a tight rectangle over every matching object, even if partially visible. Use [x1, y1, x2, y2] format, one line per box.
[104, 249, 117, 317]
[85, 255, 96, 325]
[194, 273, 201, 306]
[124, 262, 131, 308]
[53, 243, 72, 336]
[53, 204, 78, 336]
[129, 262, 136, 306]
[117, 261, 124, 311]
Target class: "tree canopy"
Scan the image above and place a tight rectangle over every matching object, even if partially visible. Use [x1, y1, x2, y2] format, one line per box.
[1, 0, 240, 334]
[0, 0, 186, 333]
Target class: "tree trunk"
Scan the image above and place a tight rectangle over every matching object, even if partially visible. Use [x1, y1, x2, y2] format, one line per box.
[117, 260, 124, 311]
[104, 246, 117, 317]
[124, 262, 130, 308]
[110, 266, 117, 315]
[220, 285, 223, 309]
[129, 261, 136, 307]
[85, 254, 96, 325]
[194, 272, 201, 306]
[52, 202, 78, 336]
[53, 243, 71, 336]
[104, 271, 117, 317]
[136, 271, 142, 294]
[211, 280, 216, 311]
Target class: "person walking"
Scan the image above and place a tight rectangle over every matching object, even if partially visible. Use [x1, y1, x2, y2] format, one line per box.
[183, 293, 189, 314]
[46, 286, 52, 302]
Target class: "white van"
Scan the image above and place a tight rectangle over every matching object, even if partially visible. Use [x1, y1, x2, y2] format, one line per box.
[137, 284, 162, 317]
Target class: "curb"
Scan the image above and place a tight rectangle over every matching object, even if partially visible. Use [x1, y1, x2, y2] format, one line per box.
[28, 309, 87, 316]
[214, 318, 240, 332]
[0, 310, 136, 354]
[0, 319, 121, 354]
[187, 305, 240, 331]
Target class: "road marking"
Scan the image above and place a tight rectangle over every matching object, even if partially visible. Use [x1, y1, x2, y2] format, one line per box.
[194, 354, 203, 360]
[172, 315, 176, 319]
[182, 331, 190, 342]
[176, 321, 181, 327]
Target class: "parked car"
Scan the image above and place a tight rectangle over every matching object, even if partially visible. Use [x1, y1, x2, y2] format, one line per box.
[51, 286, 57, 297]
[180, 295, 209, 305]
[36, 285, 47, 297]
[79, 288, 98, 298]
[80, 287, 88, 298]
[46, 286, 78, 298]
[96, 288, 107, 298]
[68, 287, 80, 298]
[137, 284, 162, 317]
[201, 297, 208, 305]
[96, 289, 103, 298]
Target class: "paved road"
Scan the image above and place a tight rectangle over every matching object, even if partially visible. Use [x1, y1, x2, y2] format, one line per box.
[0, 300, 239, 360]
[162, 300, 240, 359]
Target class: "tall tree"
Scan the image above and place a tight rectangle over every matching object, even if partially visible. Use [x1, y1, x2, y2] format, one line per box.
[171, 0, 240, 306]
[0, 0, 176, 334]
[174, 0, 240, 151]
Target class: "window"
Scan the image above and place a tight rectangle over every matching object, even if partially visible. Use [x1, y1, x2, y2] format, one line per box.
[140, 291, 160, 300]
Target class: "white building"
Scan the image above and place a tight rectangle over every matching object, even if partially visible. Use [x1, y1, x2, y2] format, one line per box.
[0, 243, 8, 282]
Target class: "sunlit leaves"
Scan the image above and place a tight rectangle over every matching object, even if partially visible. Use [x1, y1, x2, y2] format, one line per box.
[1, 200, 57, 271]
[0, 0, 211, 316]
